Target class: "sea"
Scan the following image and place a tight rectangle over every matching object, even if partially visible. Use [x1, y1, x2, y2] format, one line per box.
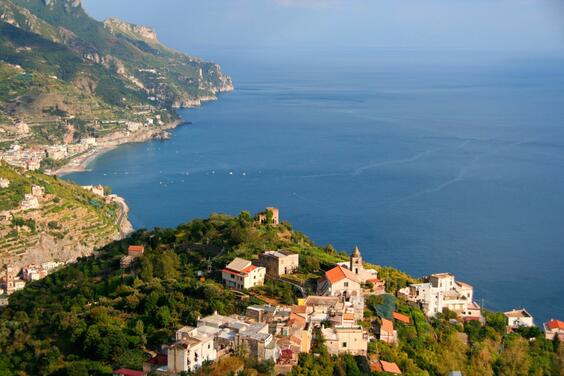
[65, 50, 564, 323]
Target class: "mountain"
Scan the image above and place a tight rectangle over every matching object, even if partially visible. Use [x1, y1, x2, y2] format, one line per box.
[0, 0, 233, 144]
[0, 162, 132, 271]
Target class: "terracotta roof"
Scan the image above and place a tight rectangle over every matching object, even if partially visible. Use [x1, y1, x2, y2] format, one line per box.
[393, 312, 411, 324]
[325, 265, 360, 284]
[128, 245, 144, 253]
[343, 313, 355, 321]
[292, 305, 307, 314]
[113, 369, 145, 376]
[381, 318, 394, 333]
[546, 319, 564, 330]
[371, 360, 401, 374]
[241, 264, 257, 274]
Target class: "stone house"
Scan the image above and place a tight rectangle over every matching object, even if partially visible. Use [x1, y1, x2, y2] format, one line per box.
[256, 207, 280, 225]
[258, 249, 299, 277]
[321, 325, 368, 356]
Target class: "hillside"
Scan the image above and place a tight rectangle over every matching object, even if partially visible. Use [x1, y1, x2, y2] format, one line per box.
[0, 213, 561, 375]
[0, 162, 131, 271]
[0, 0, 233, 146]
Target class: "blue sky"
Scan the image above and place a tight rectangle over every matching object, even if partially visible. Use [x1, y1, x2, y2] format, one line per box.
[83, 0, 564, 58]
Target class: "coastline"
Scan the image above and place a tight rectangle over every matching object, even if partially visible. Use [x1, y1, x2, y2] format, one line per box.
[53, 119, 184, 176]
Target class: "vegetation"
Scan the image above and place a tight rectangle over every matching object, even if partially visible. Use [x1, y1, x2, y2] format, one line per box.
[0, 0, 232, 143]
[0, 211, 562, 375]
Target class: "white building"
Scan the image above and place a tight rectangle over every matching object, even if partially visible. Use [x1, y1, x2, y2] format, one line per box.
[0, 178, 10, 188]
[21, 194, 40, 210]
[317, 265, 362, 300]
[399, 273, 476, 318]
[222, 258, 265, 290]
[168, 326, 218, 373]
[336, 246, 379, 284]
[504, 309, 534, 329]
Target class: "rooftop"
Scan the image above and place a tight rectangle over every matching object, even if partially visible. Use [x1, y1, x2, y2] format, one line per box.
[504, 309, 532, 318]
[545, 319, 564, 331]
[225, 257, 253, 273]
[325, 265, 360, 284]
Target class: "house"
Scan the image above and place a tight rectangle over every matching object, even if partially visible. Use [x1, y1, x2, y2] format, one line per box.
[337, 246, 379, 284]
[21, 194, 40, 210]
[371, 360, 401, 375]
[0, 178, 9, 188]
[504, 309, 534, 329]
[377, 318, 398, 344]
[256, 207, 280, 225]
[168, 326, 218, 373]
[21, 265, 48, 281]
[317, 265, 361, 300]
[321, 325, 368, 356]
[399, 273, 476, 318]
[544, 319, 564, 341]
[393, 312, 411, 325]
[222, 258, 266, 290]
[112, 369, 145, 376]
[83, 185, 105, 197]
[258, 249, 299, 277]
[120, 245, 145, 269]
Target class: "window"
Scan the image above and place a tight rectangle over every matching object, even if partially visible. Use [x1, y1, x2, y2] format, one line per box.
[342, 342, 347, 348]
[231, 273, 235, 278]
[344, 282, 349, 287]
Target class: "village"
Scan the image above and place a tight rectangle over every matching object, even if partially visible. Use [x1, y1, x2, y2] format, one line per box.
[108, 209, 564, 376]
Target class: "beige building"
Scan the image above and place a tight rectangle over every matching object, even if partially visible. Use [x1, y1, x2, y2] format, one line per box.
[544, 319, 564, 341]
[258, 249, 299, 277]
[257, 207, 280, 225]
[168, 326, 218, 373]
[0, 178, 9, 188]
[321, 325, 368, 356]
[222, 258, 266, 290]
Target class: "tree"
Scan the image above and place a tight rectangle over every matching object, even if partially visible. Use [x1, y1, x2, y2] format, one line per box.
[497, 336, 532, 376]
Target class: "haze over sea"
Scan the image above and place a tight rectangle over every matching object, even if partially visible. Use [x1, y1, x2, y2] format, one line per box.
[74, 0, 564, 323]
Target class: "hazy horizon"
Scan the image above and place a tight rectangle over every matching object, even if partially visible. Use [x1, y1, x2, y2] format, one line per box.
[83, 0, 564, 62]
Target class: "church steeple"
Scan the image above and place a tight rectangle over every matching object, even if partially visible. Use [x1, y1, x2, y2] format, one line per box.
[350, 246, 363, 275]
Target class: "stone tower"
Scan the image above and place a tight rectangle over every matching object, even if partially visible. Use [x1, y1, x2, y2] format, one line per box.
[350, 246, 364, 276]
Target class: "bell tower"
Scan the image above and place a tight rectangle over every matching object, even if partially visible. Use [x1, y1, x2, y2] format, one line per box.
[350, 246, 363, 276]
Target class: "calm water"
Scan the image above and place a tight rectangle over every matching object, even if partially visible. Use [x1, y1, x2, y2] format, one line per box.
[66, 51, 564, 323]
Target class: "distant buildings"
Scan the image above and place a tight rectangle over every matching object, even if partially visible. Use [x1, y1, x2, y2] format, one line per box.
[168, 325, 218, 373]
[222, 257, 266, 290]
[504, 309, 534, 329]
[543, 319, 564, 341]
[82, 185, 105, 197]
[256, 207, 280, 225]
[0, 178, 10, 188]
[336, 246, 385, 294]
[20, 194, 40, 210]
[371, 360, 402, 375]
[120, 245, 145, 269]
[258, 249, 299, 277]
[399, 273, 479, 319]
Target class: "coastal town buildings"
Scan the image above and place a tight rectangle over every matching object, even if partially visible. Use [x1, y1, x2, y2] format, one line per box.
[222, 257, 266, 290]
[399, 273, 477, 318]
[543, 319, 564, 341]
[504, 309, 534, 329]
[317, 264, 362, 300]
[321, 325, 368, 356]
[167, 326, 218, 373]
[82, 185, 105, 197]
[258, 249, 299, 277]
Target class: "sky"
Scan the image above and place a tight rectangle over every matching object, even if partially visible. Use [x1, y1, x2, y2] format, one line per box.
[82, 0, 564, 61]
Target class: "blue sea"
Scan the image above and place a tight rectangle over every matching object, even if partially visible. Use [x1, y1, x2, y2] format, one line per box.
[65, 50, 564, 323]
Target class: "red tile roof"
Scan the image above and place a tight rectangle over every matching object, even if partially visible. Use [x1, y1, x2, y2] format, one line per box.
[371, 360, 401, 374]
[241, 264, 257, 274]
[546, 319, 564, 330]
[393, 312, 411, 324]
[381, 318, 394, 333]
[113, 369, 145, 376]
[128, 245, 144, 253]
[325, 265, 360, 284]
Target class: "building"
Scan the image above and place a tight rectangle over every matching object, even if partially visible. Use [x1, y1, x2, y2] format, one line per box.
[120, 245, 145, 269]
[317, 265, 362, 300]
[21, 194, 40, 210]
[21, 265, 48, 281]
[544, 319, 564, 341]
[31, 185, 45, 197]
[45, 145, 68, 160]
[168, 326, 218, 373]
[377, 318, 397, 344]
[258, 249, 299, 277]
[371, 360, 402, 375]
[222, 258, 266, 290]
[82, 185, 105, 197]
[0, 178, 9, 188]
[321, 325, 368, 356]
[257, 207, 280, 225]
[504, 309, 534, 329]
[399, 273, 476, 318]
